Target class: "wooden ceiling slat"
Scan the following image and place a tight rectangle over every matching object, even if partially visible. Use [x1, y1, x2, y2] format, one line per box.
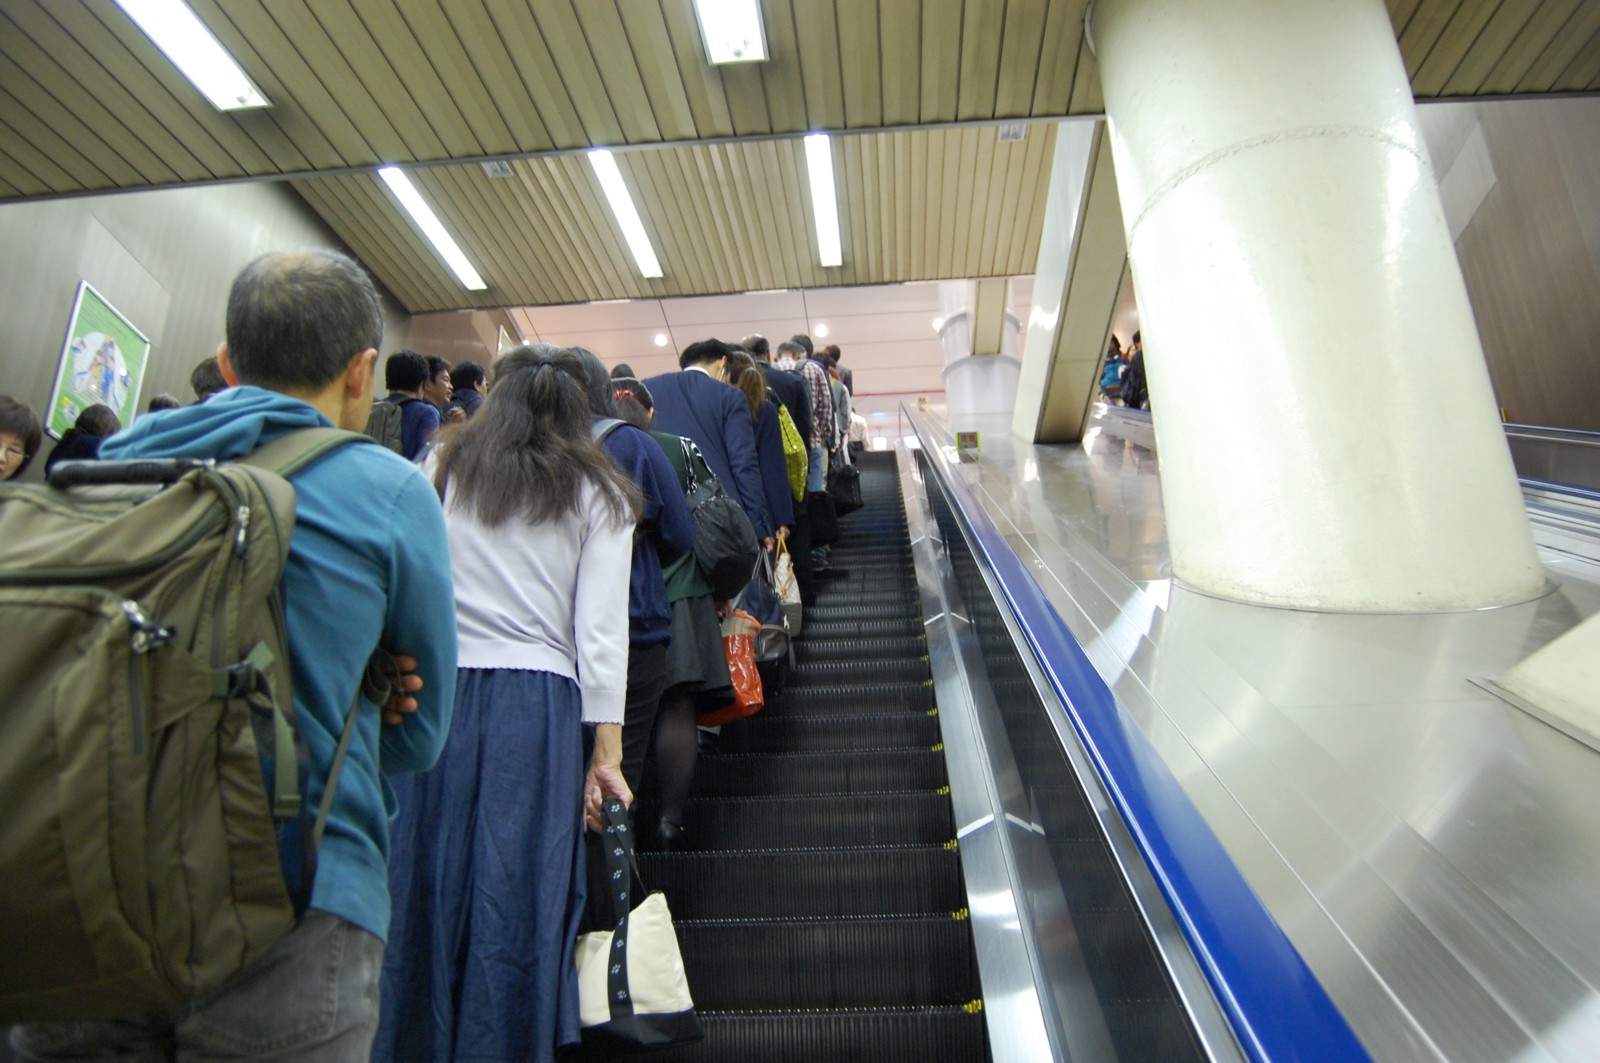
[658, 0, 737, 139]
[1437, 0, 1546, 95]
[355, 1, 483, 157]
[752, 0, 802, 133]
[480, 0, 587, 149]
[1478, 0, 1586, 94]
[540, 157, 638, 299]
[878, 0, 921, 127]
[1551, 25, 1600, 91]
[1411, 0, 1508, 96]
[0, 53, 143, 187]
[686, 147, 746, 291]
[956, 0, 1005, 121]
[711, 146, 767, 290]
[978, 136, 1015, 275]
[640, 148, 718, 297]
[703, 145, 762, 288]
[892, 131, 913, 277]
[938, 130, 964, 278]
[0, 9, 190, 184]
[508, 160, 592, 301]
[348, 174, 470, 310]
[418, 167, 518, 299]
[200, 0, 365, 170]
[1399, 0, 1471, 80]
[838, 136, 870, 280]
[615, 2, 700, 142]
[719, 62, 775, 136]
[571, 2, 665, 144]
[1017, 123, 1057, 270]
[399, 0, 524, 155]
[990, 125, 1035, 275]
[273, 1, 416, 162]
[565, 153, 658, 298]
[464, 166, 561, 305]
[908, 129, 930, 277]
[920, 0, 963, 123]
[950, 127, 989, 276]
[1068, 36, 1103, 115]
[305, 176, 453, 310]
[775, 137, 823, 289]
[875, 134, 898, 277]
[994, 0, 1048, 118]
[65, 1, 267, 177]
[735, 143, 787, 290]
[1514, 2, 1600, 90]
[0, 135, 58, 197]
[1032, 0, 1088, 116]
[792, 0, 847, 131]
[1388, 0, 1429, 38]
[0, 83, 111, 190]
[838, 1, 885, 129]
[432, 2, 552, 152]
[0, 171, 22, 198]
[751, 139, 808, 286]
[858, 134, 885, 279]
[526, 3, 627, 145]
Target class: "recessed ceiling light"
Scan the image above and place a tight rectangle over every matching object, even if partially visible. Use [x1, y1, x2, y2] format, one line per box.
[692, 0, 768, 64]
[589, 151, 664, 279]
[377, 166, 487, 291]
[654, 333, 670, 347]
[113, 0, 269, 110]
[804, 134, 842, 268]
[814, 323, 830, 338]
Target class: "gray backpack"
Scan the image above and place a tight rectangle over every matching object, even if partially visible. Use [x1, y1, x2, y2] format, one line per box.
[0, 428, 381, 1022]
[365, 398, 408, 454]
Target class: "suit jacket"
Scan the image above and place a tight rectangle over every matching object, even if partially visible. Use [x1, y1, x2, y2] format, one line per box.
[760, 362, 811, 436]
[839, 365, 854, 394]
[754, 398, 795, 530]
[644, 369, 772, 540]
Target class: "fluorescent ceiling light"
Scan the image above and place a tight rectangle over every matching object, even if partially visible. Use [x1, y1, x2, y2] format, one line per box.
[692, 0, 768, 64]
[589, 151, 663, 279]
[113, 0, 269, 110]
[804, 134, 843, 268]
[654, 333, 670, 347]
[814, 323, 830, 337]
[377, 166, 488, 291]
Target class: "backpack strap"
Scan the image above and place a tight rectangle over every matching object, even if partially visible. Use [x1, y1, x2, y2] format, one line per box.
[237, 427, 372, 478]
[592, 417, 627, 445]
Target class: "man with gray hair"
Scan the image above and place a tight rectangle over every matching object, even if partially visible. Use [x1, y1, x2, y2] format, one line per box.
[12, 248, 457, 1062]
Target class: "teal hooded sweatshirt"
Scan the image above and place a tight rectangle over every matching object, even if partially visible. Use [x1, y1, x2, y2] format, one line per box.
[102, 386, 457, 942]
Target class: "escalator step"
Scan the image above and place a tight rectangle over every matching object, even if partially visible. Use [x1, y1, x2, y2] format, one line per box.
[765, 682, 935, 714]
[802, 618, 926, 639]
[794, 636, 927, 663]
[718, 713, 942, 753]
[598, 1006, 990, 1063]
[693, 749, 947, 796]
[805, 603, 922, 623]
[677, 916, 979, 1009]
[790, 658, 929, 685]
[639, 847, 965, 919]
[678, 792, 956, 848]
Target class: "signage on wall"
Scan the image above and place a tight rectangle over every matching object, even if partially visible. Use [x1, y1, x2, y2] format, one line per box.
[46, 281, 151, 438]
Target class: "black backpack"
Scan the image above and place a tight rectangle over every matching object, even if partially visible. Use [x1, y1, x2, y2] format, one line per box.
[678, 438, 759, 600]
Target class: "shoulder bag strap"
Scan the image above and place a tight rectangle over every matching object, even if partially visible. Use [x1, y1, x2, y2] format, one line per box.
[238, 426, 372, 478]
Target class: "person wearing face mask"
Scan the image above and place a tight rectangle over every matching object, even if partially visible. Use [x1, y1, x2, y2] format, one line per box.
[0, 396, 43, 481]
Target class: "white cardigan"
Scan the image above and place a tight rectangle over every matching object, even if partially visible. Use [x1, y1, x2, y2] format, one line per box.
[446, 480, 634, 725]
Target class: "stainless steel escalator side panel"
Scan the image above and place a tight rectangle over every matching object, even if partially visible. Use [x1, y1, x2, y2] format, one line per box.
[894, 442, 1099, 1063]
[899, 437, 1247, 1063]
[1506, 425, 1600, 494]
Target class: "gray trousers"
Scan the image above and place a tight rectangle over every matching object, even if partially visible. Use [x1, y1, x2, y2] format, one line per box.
[10, 911, 382, 1063]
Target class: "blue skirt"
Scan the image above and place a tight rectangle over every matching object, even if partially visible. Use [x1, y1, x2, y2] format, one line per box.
[375, 669, 586, 1063]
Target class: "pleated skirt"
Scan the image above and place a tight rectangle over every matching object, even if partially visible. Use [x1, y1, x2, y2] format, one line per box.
[375, 668, 585, 1063]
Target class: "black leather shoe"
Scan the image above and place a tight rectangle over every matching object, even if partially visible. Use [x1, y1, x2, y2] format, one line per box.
[655, 820, 686, 852]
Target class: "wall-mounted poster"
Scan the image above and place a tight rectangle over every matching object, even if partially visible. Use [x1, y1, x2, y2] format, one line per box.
[46, 281, 152, 438]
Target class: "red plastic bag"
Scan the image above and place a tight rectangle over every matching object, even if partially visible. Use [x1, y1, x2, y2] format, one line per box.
[699, 610, 764, 727]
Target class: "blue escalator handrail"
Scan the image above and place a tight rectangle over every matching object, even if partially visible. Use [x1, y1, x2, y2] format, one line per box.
[908, 416, 1372, 1063]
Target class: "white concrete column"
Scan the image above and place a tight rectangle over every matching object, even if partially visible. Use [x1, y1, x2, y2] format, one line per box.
[1093, 0, 1543, 611]
[938, 280, 1023, 420]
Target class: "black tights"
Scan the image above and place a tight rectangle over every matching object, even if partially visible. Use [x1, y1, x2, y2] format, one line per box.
[653, 693, 699, 828]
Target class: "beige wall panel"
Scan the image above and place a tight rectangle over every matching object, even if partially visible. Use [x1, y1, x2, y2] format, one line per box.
[406, 309, 518, 368]
[852, 365, 947, 396]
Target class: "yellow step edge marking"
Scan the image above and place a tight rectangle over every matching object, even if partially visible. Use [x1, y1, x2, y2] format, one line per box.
[926, 707, 940, 717]
[931, 742, 945, 752]
[936, 785, 951, 795]
[952, 907, 970, 921]
[962, 1000, 985, 1014]
[943, 839, 959, 851]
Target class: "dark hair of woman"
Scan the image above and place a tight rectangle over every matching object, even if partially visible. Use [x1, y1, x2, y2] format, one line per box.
[72, 404, 121, 439]
[610, 363, 635, 380]
[432, 344, 638, 530]
[147, 393, 181, 412]
[565, 346, 617, 418]
[0, 395, 44, 478]
[724, 349, 767, 420]
[610, 376, 653, 430]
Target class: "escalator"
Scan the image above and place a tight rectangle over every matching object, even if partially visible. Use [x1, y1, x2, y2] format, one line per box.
[628, 450, 991, 1061]
[595, 448, 1235, 1061]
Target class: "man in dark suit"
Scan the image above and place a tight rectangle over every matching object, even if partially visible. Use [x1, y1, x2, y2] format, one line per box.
[740, 334, 811, 434]
[646, 339, 773, 552]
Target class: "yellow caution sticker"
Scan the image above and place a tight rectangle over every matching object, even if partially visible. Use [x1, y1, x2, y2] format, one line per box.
[931, 743, 945, 752]
[952, 907, 970, 921]
[962, 1000, 985, 1014]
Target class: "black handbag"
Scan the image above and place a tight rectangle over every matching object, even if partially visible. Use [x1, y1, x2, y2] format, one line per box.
[681, 439, 759, 600]
[828, 461, 863, 515]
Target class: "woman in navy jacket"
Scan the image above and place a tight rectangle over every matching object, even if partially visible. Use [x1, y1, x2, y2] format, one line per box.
[727, 349, 795, 541]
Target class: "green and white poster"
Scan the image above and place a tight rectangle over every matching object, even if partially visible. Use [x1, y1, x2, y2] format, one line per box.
[47, 281, 151, 439]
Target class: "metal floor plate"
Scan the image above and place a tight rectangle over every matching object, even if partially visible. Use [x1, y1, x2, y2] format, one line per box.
[913, 405, 1600, 1063]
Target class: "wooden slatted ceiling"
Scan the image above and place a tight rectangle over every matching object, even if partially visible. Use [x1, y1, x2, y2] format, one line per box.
[295, 124, 1058, 311]
[2, 0, 1597, 205]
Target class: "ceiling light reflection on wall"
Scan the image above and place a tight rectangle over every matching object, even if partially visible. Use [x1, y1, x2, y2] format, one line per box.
[588, 151, 664, 279]
[804, 134, 843, 268]
[113, 0, 269, 110]
[377, 166, 488, 290]
[692, 0, 768, 64]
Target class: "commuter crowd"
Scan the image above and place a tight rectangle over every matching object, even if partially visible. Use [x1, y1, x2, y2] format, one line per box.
[0, 248, 859, 1062]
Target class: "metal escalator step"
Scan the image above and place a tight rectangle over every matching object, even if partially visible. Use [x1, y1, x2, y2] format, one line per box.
[676, 916, 979, 1009]
[765, 682, 934, 714]
[804, 602, 922, 623]
[638, 847, 966, 919]
[588, 1006, 990, 1063]
[794, 636, 928, 663]
[802, 618, 926, 639]
[790, 658, 929, 685]
[693, 749, 946, 796]
[679, 792, 956, 848]
[718, 712, 941, 753]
